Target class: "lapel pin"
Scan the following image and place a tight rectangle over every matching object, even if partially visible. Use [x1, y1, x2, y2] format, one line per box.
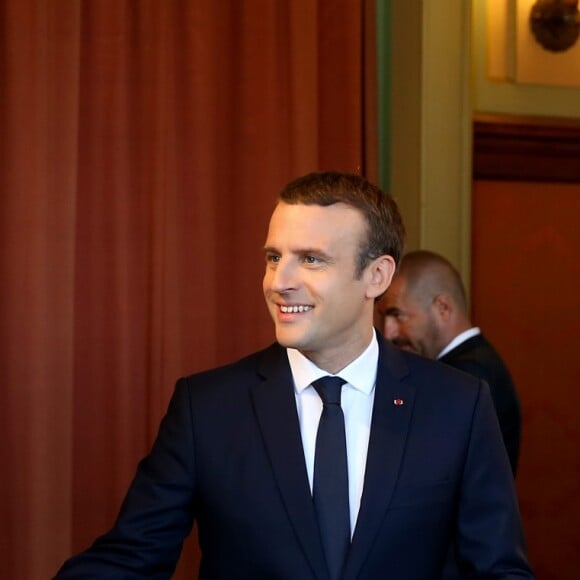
[393, 398, 404, 406]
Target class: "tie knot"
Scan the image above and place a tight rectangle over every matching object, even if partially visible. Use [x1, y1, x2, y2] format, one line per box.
[312, 376, 346, 406]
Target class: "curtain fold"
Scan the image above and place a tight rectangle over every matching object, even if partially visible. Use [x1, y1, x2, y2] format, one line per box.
[0, 1, 376, 578]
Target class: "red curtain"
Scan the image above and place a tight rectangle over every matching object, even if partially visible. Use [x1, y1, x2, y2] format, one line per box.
[0, 1, 376, 578]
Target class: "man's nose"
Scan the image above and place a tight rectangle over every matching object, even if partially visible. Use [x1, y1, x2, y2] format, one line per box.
[383, 316, 399, 340]
[269, 259, 298, 292]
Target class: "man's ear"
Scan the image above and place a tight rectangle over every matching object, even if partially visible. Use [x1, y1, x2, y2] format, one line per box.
[432, 293, 452, 321]
[366, 255, 396, 299]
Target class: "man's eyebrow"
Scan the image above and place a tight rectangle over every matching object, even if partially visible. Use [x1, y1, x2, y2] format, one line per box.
[385, 306, 400, 315]
[299, 247, 333, 259]
[263, 246, 333, 261]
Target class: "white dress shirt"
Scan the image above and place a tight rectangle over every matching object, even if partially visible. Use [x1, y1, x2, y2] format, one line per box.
[437, 326, 481, 359]
[287, 332, 378, 535]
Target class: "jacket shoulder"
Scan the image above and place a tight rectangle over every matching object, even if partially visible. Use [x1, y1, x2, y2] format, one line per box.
[177, 342, 285, 397]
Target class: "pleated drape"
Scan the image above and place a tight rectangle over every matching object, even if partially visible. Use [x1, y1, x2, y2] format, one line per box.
[0, 1, 376, 578]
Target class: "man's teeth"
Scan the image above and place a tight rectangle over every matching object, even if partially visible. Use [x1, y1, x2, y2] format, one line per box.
[280, 305, 313, 313]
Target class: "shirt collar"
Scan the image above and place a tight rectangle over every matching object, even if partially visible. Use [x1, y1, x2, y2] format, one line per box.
[437, 326, 481, 359]
[287, 331, 379, 395]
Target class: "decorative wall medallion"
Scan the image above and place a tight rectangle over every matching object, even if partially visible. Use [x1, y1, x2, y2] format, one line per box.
[530, 0, 580, 52]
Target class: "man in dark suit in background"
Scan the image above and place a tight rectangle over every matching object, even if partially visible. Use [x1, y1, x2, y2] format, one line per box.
[376, 250, 523, 580]
[55, 173, 533, 579]
[375, 250, 521, 475]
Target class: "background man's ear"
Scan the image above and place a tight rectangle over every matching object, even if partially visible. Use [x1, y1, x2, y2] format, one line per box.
[432, 294, 452, 320]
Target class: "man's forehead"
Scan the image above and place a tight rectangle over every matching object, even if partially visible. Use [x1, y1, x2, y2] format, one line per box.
[384, 276, 416, 307]
[267, 202, 365, 240]
[386, 275, 406, 298]
[271, 200, 360, 217]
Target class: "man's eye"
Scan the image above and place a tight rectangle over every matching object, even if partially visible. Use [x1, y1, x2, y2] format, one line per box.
[303, 255, 320, 264]
[266, 254, 280, 263]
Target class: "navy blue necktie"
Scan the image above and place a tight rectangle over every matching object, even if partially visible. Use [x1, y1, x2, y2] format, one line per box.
[312, 376, 350, 580]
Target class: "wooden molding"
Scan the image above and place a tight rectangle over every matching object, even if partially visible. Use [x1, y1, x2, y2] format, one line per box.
[473, 114, 580, 182]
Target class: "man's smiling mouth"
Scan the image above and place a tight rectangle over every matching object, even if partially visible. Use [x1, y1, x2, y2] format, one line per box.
[279, 305, 313, 313]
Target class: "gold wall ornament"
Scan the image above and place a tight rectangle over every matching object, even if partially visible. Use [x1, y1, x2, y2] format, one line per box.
[530, 0, 580, 52]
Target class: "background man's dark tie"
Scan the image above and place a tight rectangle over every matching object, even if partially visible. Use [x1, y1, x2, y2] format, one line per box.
[312, 376, 350, 580]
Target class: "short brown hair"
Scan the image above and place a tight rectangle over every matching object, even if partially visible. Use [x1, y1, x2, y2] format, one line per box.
[279, 171, 405, 277]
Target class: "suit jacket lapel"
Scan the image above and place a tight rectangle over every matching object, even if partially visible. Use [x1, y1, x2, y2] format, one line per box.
[343, 339, 415, 580]
[251, 345, 328, 580]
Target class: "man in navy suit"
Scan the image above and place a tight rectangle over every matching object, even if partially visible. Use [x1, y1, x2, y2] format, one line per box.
[375, 250, 521, 475]
[55, 172, 533, 579]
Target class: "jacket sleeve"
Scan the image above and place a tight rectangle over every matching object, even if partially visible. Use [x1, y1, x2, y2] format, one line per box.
[54, 379, 196, 579]
[455, 380, 534, 578]
[449, 357, 521, 476]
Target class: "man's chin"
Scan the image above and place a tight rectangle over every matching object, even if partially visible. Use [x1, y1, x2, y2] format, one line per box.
[274, 328, 303, 349]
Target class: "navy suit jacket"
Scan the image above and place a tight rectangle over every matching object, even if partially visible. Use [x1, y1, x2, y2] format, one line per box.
[55, 337, 533, 579]
[439, 334, 521, 475]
